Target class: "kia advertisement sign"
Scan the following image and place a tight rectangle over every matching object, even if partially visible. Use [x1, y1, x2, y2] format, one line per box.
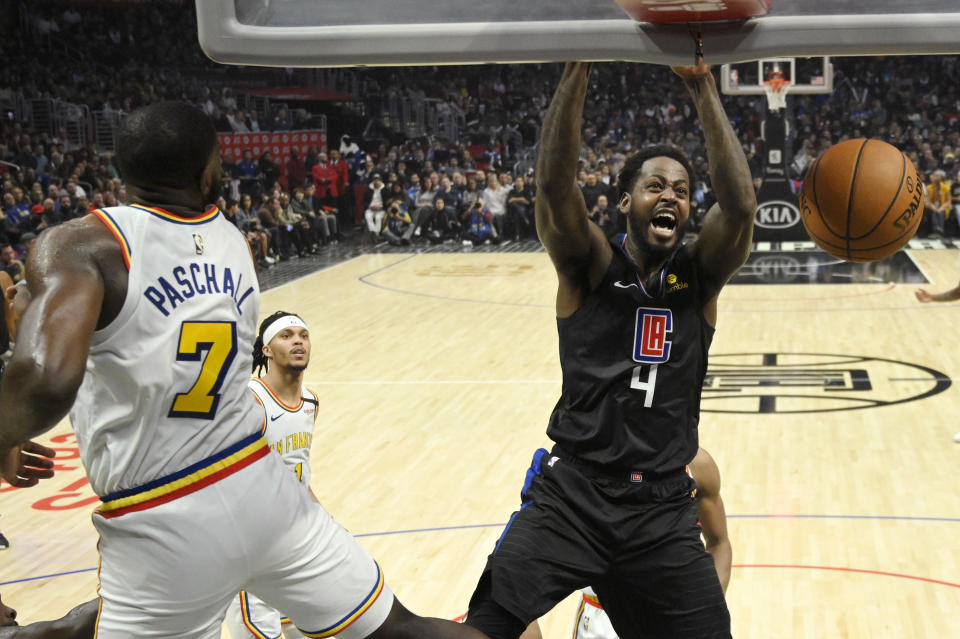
[755, 200, 801, 230]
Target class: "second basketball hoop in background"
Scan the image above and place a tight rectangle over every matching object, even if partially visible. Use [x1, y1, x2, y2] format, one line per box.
[799, 139, 925, 263]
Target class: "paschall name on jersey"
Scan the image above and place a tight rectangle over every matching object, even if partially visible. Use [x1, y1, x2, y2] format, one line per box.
[143, 262, 255, 317]
[273, 432, 313, 455]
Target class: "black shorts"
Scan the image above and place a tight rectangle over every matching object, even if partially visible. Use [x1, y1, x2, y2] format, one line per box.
[465, 447, 730, 639]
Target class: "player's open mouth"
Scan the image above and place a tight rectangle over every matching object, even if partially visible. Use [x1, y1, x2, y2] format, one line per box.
[650, 210, 677, 238]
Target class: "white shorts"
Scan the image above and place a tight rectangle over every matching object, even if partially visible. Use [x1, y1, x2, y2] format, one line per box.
[92, 440, 394, 639]
[572, 590, 618, 639]
[225, 590, 306, 639]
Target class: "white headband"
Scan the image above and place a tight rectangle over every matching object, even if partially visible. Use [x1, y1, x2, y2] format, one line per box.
[262, 315, 308, 346]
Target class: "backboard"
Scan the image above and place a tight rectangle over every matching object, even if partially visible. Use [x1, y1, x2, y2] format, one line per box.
[197, 1, 960, 68]
[721, 57, 833, 95]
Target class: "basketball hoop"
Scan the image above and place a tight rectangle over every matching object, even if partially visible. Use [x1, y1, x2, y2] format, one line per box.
[763, 78, 791, 112]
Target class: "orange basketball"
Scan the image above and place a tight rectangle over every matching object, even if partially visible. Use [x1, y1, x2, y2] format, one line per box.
[799, 138, 924, 262]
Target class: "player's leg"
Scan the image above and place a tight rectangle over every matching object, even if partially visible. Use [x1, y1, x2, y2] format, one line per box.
[225, 591, 284, 639]
[465, 449, 610, 639]
[596, 481, 729, 639]
[242, 455, 484, 639]
[92, 468, 258, 639]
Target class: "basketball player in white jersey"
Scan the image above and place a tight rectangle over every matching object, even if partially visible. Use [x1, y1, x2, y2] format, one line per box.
[519, 448, 731, 639]
[0, 102, 488, 639]
[225, 310, 318, 639]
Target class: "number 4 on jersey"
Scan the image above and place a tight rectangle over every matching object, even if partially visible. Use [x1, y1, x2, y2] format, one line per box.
[630, 308, 673, 407]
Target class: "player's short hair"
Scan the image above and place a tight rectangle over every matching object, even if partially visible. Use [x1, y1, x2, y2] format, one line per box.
[116, 101, 217, 191]
[617, 145, 697, 202]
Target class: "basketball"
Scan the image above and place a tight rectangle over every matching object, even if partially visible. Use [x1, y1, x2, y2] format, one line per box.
[799, 138, 925, 262]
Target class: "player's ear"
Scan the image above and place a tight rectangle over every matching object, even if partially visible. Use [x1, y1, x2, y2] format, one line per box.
[262, 343, 273, 360]
[618, 193, 631, 213]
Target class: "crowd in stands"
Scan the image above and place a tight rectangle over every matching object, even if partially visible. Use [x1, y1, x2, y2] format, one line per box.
[4, 1, 960, 283]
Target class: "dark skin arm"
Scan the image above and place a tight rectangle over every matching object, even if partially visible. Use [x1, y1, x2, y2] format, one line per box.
[535, 62, 613, 318]
[673, 61, 756, 325]
[689, 447, 732, 593]
[0, 599, 98, 639]
[0, 217, 126, 487]
[915, 281, 960, 303]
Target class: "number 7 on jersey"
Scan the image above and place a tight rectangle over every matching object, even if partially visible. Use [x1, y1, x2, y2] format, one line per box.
[169, 321, 238, 419]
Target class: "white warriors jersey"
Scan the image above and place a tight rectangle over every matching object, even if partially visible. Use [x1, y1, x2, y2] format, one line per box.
[249, 378, 317, 486]
[71, 204, 263, 497]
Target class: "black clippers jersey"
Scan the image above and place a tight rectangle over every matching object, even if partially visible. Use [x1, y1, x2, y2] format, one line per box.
[546, 236, 715, 472]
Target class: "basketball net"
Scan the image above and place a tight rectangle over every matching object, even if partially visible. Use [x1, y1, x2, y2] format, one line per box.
[763, 78, 790, 112]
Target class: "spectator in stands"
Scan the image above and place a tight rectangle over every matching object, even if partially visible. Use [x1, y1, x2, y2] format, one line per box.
[426, 196, 461, 243]
[411, 176, 437, 234]
[951, 168, 960, 237]
[587, 194, 618, 238]
[311, 151, 339, 211]
[363, 173, 387, 242]
[506, 175, 534, 241]
[0, 245, 24, 283]
[435, 175, 461, 215]
[481, 173, 508, 241]
[580, 171, 606, 211]
[279, 192, 312, 256]
[235, 149, 262, 196]
[382, 199, 413, 246]
[259, 151, 281, 193]
[462, 197, 497, 246]
[234, 196, 275, 265]
[386, 181, 413, 213]
[925, 169, 951, 238]
[286, 147, 306, 191]
[258, 194, 290, 259]
[224, 198, 273, 267]
[329, 149, 351, 224]
[406, 173, 422, 203]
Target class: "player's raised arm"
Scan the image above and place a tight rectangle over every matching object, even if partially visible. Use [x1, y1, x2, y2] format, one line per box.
[690, 448, 732, 593]
[673, 60, 756, 308]
[536, 62, 612, 315]
[0, 220, 118, 486]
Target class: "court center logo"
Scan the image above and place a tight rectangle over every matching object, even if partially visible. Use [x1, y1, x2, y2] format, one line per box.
[702, 353, 950, 414]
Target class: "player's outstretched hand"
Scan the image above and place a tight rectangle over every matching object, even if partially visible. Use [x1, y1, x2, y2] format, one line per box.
[0, 440, 57, 488]
[915, 288, 934, 303]
[671, 58, 711, 81]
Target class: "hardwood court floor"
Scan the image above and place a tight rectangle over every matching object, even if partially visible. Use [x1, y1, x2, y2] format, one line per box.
[3, 246, 960, 638]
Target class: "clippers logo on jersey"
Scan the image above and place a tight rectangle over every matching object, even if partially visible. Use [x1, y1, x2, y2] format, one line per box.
[632, 307, 673, 364]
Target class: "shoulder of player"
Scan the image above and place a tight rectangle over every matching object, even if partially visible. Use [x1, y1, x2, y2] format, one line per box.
[29, 217, 120, 276]
[553, 223, 614, 294]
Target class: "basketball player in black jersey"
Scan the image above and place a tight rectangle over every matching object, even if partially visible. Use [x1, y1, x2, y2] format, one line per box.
[464, 60, 755, 639]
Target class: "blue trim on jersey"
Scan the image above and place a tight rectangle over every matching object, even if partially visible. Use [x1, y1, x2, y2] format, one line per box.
[99, 430, 263, 501]
[494, 502, 532, 555]
[241, 591, 282, 639]
[522, 448, 548, 497]
[95, 208, 133, 258]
